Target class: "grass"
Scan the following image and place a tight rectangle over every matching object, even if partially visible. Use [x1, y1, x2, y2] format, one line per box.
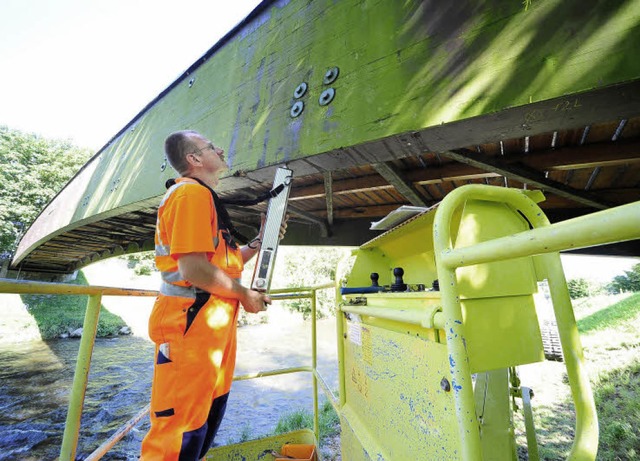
[225, 400, 341, 459]
[515, 292, 640, 460]
[272, 400, 340, 443]
[20, 270, 127, 339]
[577, 292, 640, 334]
[593, 360, 640, 460]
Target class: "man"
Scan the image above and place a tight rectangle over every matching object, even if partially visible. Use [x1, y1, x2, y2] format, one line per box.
[141, 130, 284, 460]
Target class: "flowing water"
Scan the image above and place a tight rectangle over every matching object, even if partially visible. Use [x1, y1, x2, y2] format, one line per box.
[0, 318, 339, 460]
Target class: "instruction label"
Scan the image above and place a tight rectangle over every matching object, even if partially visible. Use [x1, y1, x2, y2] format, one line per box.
[349, 314, 362, 346]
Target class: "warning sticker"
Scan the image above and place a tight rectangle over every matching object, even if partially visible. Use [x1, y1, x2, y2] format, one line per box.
[348, 314, 362, 346]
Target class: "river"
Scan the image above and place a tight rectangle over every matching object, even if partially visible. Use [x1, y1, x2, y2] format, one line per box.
[0, 317, 339, 460]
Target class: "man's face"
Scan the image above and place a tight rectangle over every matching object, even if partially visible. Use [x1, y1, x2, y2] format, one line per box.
[189, 135, 228, 178]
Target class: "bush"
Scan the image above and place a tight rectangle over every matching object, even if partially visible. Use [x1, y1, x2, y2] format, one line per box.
[271, 246, 352, 319]
[567, 278, 591, 299]
[123, 251, 157, 276]
[606, 263, 640, 294]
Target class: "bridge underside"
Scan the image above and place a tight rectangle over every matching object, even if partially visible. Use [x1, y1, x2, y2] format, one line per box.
[11, 0, 640, 275]
[17, 106, 640, 275]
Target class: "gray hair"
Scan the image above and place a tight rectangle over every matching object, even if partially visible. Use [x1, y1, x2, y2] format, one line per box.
[164, 130, 200, 174]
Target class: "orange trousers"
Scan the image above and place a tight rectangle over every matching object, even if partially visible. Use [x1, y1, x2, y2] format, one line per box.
[140, 291, 239, 460]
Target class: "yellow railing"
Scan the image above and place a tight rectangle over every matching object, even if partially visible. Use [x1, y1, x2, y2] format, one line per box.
[0, 279, 335, 461]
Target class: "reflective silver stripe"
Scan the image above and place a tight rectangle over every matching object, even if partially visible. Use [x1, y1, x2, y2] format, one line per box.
[160, 280, 242, 299]
[158, 181, 193, 208]
[160, 282, 196, 299]
[161, 271, 184, 283]
[156, 244, 170, 256]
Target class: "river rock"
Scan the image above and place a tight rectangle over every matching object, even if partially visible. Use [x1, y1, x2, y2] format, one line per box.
[118, 326, 132, 335]
[70, 328, 83, 338]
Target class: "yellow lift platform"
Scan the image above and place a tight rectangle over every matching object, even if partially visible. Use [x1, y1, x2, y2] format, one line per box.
[1, 185, 639, 460]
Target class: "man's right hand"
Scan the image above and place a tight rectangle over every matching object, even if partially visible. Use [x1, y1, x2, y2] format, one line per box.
[240, 288, 271, 314]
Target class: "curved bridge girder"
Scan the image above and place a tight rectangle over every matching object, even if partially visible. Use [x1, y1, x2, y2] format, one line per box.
[12, 0, 640, 274]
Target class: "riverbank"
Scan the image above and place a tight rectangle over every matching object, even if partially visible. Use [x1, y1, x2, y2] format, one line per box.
[0, 257, 299, 343]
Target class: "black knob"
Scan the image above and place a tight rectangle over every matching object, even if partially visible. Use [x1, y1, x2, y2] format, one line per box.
[370, 272, 379, 287]
[391, 267, 407, 292]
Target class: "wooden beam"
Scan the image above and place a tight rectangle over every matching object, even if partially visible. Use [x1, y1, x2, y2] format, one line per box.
[290, 163, 497, 201]
[440, 150, 612, 210]
[286, 203, 329, 237]
[372, 161, 429, 206]
[323, 171, 334, 226]
[512, 139, 640, 171]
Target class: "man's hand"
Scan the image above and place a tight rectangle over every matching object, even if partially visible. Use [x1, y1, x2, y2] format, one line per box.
[240, 288, 272, 314]
[257, 212, 289, 242]
[278, 213, 289, 240]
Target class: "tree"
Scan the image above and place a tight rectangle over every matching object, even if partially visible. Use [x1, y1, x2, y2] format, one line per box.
[567, 278, 592, 299]
[606, 264, 640, 294]
[271, 246, 352, 318]
[0, 126, 92, 257]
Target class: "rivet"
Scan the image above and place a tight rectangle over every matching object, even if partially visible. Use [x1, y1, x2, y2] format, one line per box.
[319, 88, 335, 106]
[323, 67, 339, 85]
[188, 78, 195, 88]
[293, 82, 308, 99]
[161, 160, 167, 172]
[290, 101, 304, 118]
[441, 377, 451, 392]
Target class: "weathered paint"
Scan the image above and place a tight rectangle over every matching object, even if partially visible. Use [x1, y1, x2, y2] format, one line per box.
[336, 184, 634, 459]
[14, 0, 640, 265]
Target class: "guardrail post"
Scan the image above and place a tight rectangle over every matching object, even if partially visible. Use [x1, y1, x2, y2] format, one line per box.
[59, 293, 103, 461]
[311, 288, 320, 443]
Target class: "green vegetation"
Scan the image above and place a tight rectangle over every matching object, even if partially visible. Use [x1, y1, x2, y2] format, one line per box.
[224, 400, 341, 456]
[594, 361, 640, 460]
[123, 252, 156, 276]
[0, 126, 92, 257]
[515, 293, 640, 460]
[577, 292, 640, 334]
[273, 400, 340, 443]
[271, 246, 352, 319]
[21, 271, 127, 339]
[607, 263, 640, 294]
[566, 278, 592, 299]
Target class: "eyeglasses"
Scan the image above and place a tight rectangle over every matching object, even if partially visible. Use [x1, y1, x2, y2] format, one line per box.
[190, 143, 217, 156]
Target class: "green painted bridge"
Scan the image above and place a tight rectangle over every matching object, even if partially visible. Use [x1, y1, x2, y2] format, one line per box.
[11, 0, 640, 275]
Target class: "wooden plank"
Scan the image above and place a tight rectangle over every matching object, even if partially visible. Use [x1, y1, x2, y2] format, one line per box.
[372, 161, 429, 206]
[440, 150, 612, 209]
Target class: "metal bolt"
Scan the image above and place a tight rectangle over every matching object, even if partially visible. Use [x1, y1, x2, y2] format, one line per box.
[323, 67, 339, 85]
[441, 377, 451, 392]
[161, 160, 167, 172]
[188, 78, 195, 88]
[293, 82, 308, 99]
[290, 101, 304, 118]
[319, 88, 335, 106]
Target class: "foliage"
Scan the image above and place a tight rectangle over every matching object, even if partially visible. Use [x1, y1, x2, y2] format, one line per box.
[20, 271, 127, 339]
[273, 400, 340, 443]
[594, 360, 640, 460]
[566, 278, 597, 299]
[123, 251, 157, 276]
[271, 246, 352, 319]
[606, 263, 640, 294]
[577, 292, 640, 334]
[0, 126, 92, 257]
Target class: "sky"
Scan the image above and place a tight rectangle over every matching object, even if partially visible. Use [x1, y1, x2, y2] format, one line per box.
[0, 0, 262, 150]
[1, 0, 638, 282]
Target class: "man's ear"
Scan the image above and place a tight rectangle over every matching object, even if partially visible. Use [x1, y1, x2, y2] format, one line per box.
[185, 152, 201, 168]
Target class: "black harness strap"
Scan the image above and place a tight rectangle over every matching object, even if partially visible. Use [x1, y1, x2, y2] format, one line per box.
[164, 178, 285, 247]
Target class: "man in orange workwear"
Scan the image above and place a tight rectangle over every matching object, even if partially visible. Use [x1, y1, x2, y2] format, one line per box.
[140, 130, 285, 460]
